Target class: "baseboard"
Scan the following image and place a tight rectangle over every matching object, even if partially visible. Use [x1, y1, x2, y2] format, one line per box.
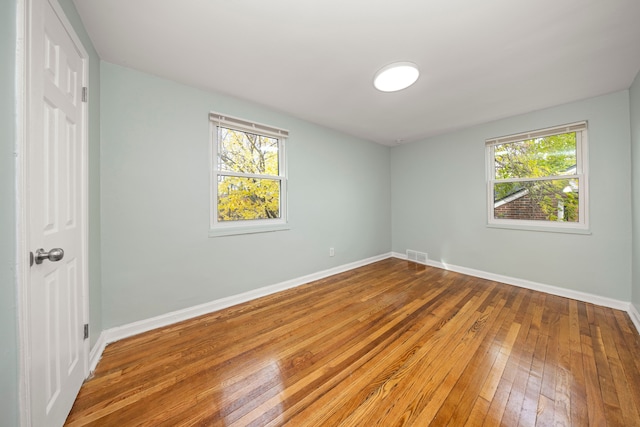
[89, 332, 107, 373]
[100, 252, 393, 349]
[89, 251, 639, 373]
[629, 303, 640, 335]
[391, 252, 630, 312]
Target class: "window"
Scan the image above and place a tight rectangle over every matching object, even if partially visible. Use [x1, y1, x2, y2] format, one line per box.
[486, 122, 589, 231]
[210, 112, 288, 236]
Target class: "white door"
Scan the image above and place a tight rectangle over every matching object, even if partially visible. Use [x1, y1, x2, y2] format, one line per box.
[26, 0, 89, 425]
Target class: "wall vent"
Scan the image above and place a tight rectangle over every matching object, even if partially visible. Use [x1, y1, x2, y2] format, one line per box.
[416, 252, 428, 264]
[406, 249, 428, 265]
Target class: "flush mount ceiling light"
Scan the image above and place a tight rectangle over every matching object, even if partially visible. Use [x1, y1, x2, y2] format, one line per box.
[374, 62, 420, 92]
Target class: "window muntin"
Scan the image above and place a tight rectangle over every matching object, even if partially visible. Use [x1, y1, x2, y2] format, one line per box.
[210, 113, 288, 234]
[486, 122, 588, 230]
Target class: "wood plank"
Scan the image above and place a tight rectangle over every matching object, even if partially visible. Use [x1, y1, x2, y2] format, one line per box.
[369, 291, 506, 426]
[284, 280, 497, 427]
[596, 305, 640, 426]
[64, 259, 640, 426]
[568, 300, 588, 426]
[261, 278, 477, 426]
[499, 294, 540, 426]
[535, 394, 554, 427]
[580, 332, 607, 426]
[430, 289, 523, 426]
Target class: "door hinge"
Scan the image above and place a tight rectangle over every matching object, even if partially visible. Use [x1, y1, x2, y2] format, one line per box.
[83, 324, 89, 340]
[82, 87, 88, 103]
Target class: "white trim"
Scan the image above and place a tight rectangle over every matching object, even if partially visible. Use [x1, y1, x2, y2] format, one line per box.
[485, 121, 587, 146]
[210, 118, 288, 235]
[209, 111, 290, 139]
[16, 0, 30, 424]
[494, 174, 581, 185]
[208, 223, 290, 237]
[486, 223, 592, 235]
[487, 123, 589, 232]
[89, 332, 107, 373]
[391, 252, 630, 311]
[85, 252, 640, 373]
[629, 304, 640, 336]
[98, 253, 392, 347]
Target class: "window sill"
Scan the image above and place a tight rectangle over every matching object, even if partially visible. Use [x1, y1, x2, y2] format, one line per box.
[487, 222, 591, 235]
[209, 223, 290, 237]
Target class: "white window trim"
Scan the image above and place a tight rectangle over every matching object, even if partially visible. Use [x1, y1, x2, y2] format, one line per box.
[486, 121, 590, 233]
[209, 112, 289, 237]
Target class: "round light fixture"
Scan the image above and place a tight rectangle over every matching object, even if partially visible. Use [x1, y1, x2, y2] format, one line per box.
[374, 62, 420, 92]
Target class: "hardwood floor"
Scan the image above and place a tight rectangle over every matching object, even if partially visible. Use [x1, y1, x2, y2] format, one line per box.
[65, 258, 640, 426]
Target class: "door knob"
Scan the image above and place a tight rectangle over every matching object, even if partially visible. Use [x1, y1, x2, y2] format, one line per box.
[34, 248, 64, 265]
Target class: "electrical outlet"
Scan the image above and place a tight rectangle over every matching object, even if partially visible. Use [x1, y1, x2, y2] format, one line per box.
[329, 247, 335, 257]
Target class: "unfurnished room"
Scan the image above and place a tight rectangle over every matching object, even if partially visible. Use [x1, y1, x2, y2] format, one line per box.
[2, 0, 640, 426]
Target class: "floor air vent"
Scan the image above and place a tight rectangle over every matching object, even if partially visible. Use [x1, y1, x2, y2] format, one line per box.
[406, 249, 428, 265]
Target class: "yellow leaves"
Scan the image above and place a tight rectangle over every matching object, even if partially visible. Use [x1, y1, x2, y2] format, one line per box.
[216, 126, 282, 222]
[217, 177, 280, 221]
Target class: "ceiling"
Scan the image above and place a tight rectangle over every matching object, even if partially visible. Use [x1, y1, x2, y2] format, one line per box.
[72, 0, 640, 146]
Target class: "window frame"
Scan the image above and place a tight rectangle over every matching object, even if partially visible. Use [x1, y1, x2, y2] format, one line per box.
[209, 112, 289, 237]
[486, 121, 589, 233]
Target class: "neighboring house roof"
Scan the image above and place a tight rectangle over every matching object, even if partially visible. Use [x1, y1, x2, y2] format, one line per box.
[494, 187, 529, 207]
[494, 164, 577, 208]
[564, 165, 577, 174]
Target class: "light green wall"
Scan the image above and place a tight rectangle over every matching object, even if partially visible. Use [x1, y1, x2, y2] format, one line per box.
[391, 91, 632, 301]
[631, 70, 640, 311]
[100, 62, 391, 328]
[1, 0, 19, 424]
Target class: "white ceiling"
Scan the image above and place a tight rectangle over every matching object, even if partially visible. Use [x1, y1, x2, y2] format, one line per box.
[73, 0, 640, 146]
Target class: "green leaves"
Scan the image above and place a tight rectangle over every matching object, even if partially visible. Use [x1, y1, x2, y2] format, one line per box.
[494, 133, 576, 181]
[492, 132, 579, 222]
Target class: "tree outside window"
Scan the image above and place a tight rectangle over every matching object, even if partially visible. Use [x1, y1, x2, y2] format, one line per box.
[217, 127, 281, 221]
[210, 113, 288, 235]
[487, 122, 588, 230]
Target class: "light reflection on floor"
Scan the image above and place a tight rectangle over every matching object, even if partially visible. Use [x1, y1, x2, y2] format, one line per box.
[221, 358, 285, 425]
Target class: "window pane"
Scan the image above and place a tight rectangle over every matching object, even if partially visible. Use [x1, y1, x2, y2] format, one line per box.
[217, 175, 281, 221]
[494, 132, 577, 179]
[494, 178, 579, 222]
[217, 127, 279, 175]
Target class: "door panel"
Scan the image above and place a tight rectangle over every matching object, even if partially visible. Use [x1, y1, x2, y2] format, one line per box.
[28, 0, 88, 425]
